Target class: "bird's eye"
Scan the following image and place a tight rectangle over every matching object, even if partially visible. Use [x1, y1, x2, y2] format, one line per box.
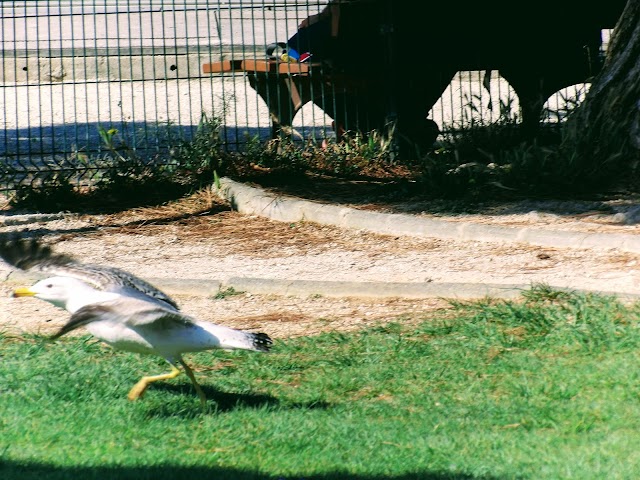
[46, 284, 53, 288]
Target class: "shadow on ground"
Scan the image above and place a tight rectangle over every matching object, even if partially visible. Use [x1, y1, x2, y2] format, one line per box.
[240, 171, 640, 221]
[142, 383, 330, 418]
[0, 461, 516, 480]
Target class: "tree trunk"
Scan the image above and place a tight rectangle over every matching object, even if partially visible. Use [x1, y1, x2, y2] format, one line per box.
[563, 0, 640, 183]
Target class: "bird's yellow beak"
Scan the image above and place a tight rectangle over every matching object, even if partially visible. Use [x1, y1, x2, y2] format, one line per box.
[13, 287, 36, 298]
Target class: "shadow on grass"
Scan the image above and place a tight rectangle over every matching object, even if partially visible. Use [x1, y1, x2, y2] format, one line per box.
[143, 383, 330, 418]
[0, 461, 514, 480]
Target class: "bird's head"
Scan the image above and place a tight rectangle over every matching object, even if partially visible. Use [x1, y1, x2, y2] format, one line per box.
[13, 276, 94, 311]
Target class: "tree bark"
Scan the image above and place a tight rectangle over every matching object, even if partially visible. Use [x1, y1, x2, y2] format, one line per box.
[564, 0, 640, 182]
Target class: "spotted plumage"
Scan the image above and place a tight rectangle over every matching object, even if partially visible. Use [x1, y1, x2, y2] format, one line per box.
[0, 236, 179, 309]
[0, 235, 272, 405]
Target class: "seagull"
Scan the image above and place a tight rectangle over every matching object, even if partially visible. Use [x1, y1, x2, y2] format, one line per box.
[0, 236, 272, 405]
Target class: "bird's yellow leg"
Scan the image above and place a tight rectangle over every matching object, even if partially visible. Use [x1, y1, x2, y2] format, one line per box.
[179, 359, 207, 407]
[127, 364, 182, 401]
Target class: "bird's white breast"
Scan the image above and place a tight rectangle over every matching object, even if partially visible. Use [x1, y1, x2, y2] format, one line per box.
[85, 319, 156, 355]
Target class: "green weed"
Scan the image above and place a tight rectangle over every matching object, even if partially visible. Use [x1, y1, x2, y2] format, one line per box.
[213, 287, 244, 300]
[4, 116, 229, 213]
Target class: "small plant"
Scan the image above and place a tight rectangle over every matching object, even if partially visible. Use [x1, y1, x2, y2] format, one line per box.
[411, 85, 600, 199]
[95, 127, 153, 185]
[213, 287, 244, 299]
[316, 129, 394, 174]
[238, 134, 309, 175]
[521, 283, 576, 303]
[460, 90, 520, 128]
[234, 125, 397, 180]
[542, 84, 589, 123]
[8, 172, 78, 212]
[97, 126, 139, 164]
[169, 113, 228, 184]
[6, 115, 231, 212]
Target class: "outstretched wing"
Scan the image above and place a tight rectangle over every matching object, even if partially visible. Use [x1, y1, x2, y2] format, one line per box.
[0, 235, 180, 310]
[50, 299, 193, 339]
[51, 299, 272, 353]
[0, 234, 74, 270]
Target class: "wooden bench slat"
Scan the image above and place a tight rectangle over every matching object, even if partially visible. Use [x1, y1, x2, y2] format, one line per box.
[202, 59, 316, 75]
[202, 59, 242, 73]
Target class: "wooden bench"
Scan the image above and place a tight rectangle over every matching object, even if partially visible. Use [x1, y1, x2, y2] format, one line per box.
[202, 59, 373, 139]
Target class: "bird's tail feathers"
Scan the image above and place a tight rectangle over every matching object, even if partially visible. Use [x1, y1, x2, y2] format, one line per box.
[251, 332, 273, 352]
[200, 322, 273, 352]
[225, 330, 273, 352]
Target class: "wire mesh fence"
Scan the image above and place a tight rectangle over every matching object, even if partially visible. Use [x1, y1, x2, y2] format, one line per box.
[0, 0, 620, 193]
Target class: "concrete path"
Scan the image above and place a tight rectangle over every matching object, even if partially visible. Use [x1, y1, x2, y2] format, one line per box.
[207, 177, 640, 300]
[214, 177, 640, 255]
[2, 177, 639, 301]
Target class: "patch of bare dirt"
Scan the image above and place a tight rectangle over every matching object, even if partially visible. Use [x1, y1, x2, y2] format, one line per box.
[0, 281, 450, 339]
[2, 185, 640, 339]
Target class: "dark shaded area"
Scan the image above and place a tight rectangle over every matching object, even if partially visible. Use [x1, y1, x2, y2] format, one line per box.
[238, 170, 640, 220]
[144, 382, 330, 417]
[5, 178, 203, 214]
[0, 461, 514, 480]
[0, 121, 270, 213]
[279, 0, 626, 157]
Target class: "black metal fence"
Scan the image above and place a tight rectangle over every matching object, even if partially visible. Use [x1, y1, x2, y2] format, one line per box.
[0, 1, 620, 192]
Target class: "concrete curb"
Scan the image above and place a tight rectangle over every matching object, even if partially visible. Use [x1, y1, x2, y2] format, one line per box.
[213, 177, 640, 254]
[3, 178, 639, 301]
[5, 269, 640, 302]
[0, 213, 67, 226]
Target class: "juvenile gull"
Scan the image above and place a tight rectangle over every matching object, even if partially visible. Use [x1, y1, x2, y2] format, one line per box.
[0, 236, 272, 405]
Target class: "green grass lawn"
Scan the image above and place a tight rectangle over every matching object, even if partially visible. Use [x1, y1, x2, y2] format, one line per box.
[2, 286, 640, 480]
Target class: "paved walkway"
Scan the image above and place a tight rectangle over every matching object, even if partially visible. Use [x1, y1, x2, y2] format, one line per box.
[2, 177, 639, 300]
[215, 178, 640, 254]
[207, 177, 640, 300]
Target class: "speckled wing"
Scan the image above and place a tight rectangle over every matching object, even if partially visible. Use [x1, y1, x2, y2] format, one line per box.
[50, 299, 193, 339]
[0, 235, 180, 310]
[51, 299, 273, 353]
